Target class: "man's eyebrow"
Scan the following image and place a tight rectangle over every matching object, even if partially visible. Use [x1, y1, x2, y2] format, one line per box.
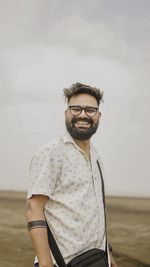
[69, 105, 98, 108]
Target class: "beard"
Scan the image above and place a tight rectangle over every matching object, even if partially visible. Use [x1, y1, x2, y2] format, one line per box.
[65, 117, 99, 140]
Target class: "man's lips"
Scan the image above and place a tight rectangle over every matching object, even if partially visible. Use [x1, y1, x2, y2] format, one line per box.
[76, 121, 89, 125]
[73, 120, 92, 128]
[71, 118, 93, 129]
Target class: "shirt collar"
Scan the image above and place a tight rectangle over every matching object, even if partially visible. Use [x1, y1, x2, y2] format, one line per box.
[63, 130, 76, 145]
[63, 131, 86, 155]
[62, 130, 97, 162]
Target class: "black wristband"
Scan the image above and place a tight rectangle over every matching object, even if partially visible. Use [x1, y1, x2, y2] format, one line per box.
[27, 220, 47, 231]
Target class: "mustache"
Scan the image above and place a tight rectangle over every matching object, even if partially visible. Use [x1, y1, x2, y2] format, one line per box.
[71, 117, 93, 124]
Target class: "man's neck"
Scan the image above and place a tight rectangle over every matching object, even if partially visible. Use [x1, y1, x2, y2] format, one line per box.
[73, 138, 91, 159]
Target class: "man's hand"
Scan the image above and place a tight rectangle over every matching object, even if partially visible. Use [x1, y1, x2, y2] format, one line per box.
[110, 252, 118, 267]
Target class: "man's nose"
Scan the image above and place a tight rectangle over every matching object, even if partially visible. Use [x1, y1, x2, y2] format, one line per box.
[78, 108, 88, 117]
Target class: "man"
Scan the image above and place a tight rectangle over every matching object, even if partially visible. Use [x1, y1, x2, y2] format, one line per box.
[26, 82, 118, 267]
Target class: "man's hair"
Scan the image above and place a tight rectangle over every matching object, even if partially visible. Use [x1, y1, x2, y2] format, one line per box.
[63, 82, 103, 106]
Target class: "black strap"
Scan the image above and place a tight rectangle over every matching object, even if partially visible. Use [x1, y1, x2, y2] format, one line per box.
[97, 160, 108, 259]
[97, 161, 105, 206]
[46, 222, 66, 267]
[46, 160, 107, 267]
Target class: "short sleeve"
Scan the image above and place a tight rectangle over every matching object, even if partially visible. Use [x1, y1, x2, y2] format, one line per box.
[27, 144, 62, 199]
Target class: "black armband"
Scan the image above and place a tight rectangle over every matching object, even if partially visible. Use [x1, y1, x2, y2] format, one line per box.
[108, 243, 113, 253]
[27, 220, 47, 231]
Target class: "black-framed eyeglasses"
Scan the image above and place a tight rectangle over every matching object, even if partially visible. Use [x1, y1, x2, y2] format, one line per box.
[68, 105, 99, 117]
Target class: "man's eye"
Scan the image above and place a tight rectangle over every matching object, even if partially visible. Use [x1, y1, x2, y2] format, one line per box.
[72, 108, 80, 112]
[86, 108, 95, 113]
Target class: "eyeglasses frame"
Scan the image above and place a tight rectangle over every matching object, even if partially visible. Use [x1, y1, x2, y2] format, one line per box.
[68, 105, 99, 117]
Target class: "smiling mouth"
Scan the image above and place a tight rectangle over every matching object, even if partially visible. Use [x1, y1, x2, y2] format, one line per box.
[74, 121, 91, 128]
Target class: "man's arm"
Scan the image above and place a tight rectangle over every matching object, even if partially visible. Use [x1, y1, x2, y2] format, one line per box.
[109, 245, 118, 267]
[26, 195, 53, 267]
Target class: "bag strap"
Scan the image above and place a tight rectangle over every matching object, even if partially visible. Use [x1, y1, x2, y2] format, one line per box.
[46, 223, 66, 267]
[46, 160, 108, 267]
[97, 160, 108, 258]
[97, 161, 105, 208]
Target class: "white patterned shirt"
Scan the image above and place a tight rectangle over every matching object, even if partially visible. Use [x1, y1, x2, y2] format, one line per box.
[28, 131, 106, 265]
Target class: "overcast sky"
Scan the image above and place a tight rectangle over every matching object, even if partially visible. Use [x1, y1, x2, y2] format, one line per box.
[0, 0, 150, 197]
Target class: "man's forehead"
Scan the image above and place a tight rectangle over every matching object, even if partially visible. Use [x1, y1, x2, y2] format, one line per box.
[69, 93, 98, 104]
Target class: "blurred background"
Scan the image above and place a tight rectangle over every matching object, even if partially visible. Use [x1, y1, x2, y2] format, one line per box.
[0, 2, 150, 267]
[0, 0, 150, 197]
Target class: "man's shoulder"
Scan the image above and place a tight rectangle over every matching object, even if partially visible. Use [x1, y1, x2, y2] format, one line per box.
[91, 143, 99, 156]
[91, 143, 103, 163]
[32, 134, 65, 159]
[42, 134, 64, 149]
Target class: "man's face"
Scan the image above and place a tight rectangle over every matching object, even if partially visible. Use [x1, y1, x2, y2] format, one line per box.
[65, 93, 101, 140]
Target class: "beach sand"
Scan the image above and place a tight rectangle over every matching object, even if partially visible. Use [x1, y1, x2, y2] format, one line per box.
[0, 191, 149, 267]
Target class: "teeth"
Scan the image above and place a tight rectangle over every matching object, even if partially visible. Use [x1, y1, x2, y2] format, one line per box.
[76, 121, 89, 125]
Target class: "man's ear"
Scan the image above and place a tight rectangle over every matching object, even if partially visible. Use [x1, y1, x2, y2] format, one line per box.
[98, 111, 102, 118]
[64, 110, 67, 118]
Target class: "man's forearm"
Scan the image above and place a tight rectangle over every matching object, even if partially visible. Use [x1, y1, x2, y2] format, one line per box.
[26, 195, 53, 267]
[109, 251, 118, 267]
[28, 227, 53, 267]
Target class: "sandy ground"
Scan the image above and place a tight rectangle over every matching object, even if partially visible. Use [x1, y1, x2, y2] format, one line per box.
[0, 191, 150, 267]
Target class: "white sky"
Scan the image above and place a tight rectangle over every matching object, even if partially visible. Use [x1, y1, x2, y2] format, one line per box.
[0, 0, 150, 197]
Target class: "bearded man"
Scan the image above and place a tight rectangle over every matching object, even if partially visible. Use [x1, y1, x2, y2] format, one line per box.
[26, 82, 118, 267]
